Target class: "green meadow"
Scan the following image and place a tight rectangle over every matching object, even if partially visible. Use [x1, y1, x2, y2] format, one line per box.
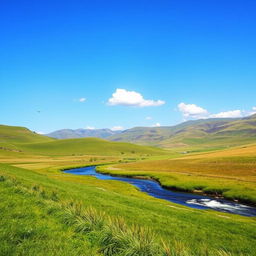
[0, 125, 256, 255]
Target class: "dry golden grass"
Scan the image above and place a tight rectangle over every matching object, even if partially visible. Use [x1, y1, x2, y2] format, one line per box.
[100, 144, 256, 204]
[114, 144, 256, 181]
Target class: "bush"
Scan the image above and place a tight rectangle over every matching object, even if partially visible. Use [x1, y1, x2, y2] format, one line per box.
[0, 175, 6, 182]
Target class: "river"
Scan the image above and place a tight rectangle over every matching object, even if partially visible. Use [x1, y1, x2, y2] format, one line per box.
[64, 166, 256, 217]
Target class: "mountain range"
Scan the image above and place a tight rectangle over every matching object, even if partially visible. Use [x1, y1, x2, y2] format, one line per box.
[109, 114, 256, 149]
[46, 128, 121, 139]
[46, 114, 256, 150]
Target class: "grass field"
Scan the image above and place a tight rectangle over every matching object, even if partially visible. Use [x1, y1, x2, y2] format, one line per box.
[0, 125, 256, 255]
[18, 137, 167, 156]
[1, 163, 256, 255]
[99, 144, 256, 205]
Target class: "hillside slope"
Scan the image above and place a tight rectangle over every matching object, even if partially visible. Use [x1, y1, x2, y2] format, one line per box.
[0, 125, 54, 151]
[109, 114, 256, 149]
[19, 137, 167, 156]
[0, 124, 166, 157]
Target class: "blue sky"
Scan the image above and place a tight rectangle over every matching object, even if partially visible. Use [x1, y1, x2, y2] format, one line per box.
[1, 0, 256, 133]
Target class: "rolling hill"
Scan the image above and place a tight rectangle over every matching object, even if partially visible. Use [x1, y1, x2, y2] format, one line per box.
[0, 124, 54, 151]
[0, 124, 166, 157]
[19, 137, 167, 156]
[109, 114, 256, 150]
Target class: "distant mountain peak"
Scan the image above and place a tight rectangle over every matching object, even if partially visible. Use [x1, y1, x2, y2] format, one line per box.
[46, 128, 122, 139]
[108, 116, 256, 149]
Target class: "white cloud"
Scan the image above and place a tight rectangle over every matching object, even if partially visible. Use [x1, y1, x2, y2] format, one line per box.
[79, 98, 86, 102]
[146, 116, 152, 120]
[86, 126, 95, 130]
[178, 102, 208, 118]
[153, 123, 161, 127]
[108, 89, 165, 107]
[36, 131, 45, 135]
[248, 106, 256, 116]
[177, 103, 256, 120]
[210, 110, 243, 118]
[111, 126, 124, 131]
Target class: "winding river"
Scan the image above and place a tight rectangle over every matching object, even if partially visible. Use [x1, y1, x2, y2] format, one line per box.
[64, 166, 256, 217]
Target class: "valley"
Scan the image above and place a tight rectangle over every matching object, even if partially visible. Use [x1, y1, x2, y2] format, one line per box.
[0, 123, 256, 255]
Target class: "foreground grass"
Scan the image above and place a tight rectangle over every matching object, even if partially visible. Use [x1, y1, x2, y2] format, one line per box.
[0, 177, 98, 255]
[0, 173, 213, 255]
[0, 163, 255, 255]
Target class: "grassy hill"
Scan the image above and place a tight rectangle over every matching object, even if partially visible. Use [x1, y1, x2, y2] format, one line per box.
[19, 137, 167, 156]
[0, 125, 54, 151]
[109, 114, 256, 150]
[0, 124, 167, 157]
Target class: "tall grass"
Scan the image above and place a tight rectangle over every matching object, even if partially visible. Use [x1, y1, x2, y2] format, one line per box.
[59, 201, 105, 232]
[100, 217, 161, 256]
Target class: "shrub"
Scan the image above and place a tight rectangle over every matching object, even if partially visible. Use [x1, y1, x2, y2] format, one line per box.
[0, 175, 6, 182]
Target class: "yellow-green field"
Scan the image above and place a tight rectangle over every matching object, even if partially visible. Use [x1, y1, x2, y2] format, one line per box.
[99, 144, 256, 205]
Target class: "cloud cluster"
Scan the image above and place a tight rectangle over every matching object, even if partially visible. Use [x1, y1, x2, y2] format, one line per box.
[247, 107, 256, 116]
[108, 89, 165, 107]
[76, 88, 255, 128]
[178, 103, 208, 118]
[86, 126, 95, 130]
[111, 126, 124, 131]
[178, 103, 256, 120]
[36, 131, 45, 135]
[210, 110, 242, 118]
